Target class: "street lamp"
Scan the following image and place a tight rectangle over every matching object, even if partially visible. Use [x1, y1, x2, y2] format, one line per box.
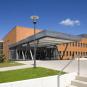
[30, 16, 39, 68]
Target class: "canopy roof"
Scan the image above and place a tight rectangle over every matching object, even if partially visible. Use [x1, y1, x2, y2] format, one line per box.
[9, 30, 81, 48]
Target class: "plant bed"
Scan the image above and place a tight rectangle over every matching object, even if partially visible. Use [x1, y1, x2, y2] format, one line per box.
[0, 67, 65, 83]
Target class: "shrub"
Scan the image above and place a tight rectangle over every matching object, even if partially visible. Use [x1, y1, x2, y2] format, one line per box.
[0, 54, 5, 63]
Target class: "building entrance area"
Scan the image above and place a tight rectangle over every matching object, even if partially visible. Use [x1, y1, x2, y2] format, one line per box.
[9, 30, 81, 61]
[36, 46, 58, 60]
[10, 45, 58, 60]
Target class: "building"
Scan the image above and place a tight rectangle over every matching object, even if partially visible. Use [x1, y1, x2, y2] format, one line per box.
[2, 26, 87, 60]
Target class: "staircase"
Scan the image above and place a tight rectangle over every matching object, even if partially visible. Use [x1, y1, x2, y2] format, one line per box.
[67, 76, 87, 87]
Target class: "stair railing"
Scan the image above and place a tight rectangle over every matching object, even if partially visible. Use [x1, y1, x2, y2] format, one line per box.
[57, 54, 80, 87]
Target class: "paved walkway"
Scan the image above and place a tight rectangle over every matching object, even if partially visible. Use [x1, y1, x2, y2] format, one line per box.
[0, 61, 33, 71]
[0, 59, 87, 76]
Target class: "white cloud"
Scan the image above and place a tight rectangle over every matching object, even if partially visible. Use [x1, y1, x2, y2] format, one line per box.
[59, 18, 80, 26]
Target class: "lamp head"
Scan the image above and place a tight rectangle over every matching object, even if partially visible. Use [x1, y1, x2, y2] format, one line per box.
[30, 16, 39, 24]
[30, 16, 39, 20]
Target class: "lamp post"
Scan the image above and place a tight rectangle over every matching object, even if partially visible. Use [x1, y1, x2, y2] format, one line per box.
[30, 16, 39, 68]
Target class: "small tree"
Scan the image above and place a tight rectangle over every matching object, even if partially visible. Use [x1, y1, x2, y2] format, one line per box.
[0, 49, 7, 63]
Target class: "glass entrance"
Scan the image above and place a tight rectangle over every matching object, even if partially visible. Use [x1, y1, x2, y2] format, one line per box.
[36, 46, 58, 60]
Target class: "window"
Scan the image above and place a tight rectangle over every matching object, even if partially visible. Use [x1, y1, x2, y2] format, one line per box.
[80, 43, 83, 47]
[72, 42, 74, 47]
[78, 52, 80, 55]
[72, 52, 74, 56]
[75, 42, 77, 47]
[69, 42, 72, 46]
[76, 51, 77, 55]
[66, 51, 68, 56]
[83, 44, 86, 48]
[83, 52, 85, 56]
[70, 51, 72, 56]
[78, 43, 80, 47]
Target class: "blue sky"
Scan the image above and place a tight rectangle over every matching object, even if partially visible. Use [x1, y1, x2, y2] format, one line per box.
[0, 0, 87, 39]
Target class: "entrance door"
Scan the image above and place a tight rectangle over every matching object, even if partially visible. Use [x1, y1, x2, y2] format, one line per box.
[46, 48, 54, 60]
[36, 46, 57, 60]
[36, 47, 46, 60]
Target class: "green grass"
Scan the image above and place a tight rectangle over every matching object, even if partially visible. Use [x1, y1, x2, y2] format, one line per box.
[0, 61, 24, 68]
[0, 67, 65, 83]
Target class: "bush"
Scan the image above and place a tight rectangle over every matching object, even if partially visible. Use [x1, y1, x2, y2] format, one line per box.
[0, 54, 5, 63]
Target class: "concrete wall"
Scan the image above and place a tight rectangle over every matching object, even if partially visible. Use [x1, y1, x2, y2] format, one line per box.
[0, 73, 77, 87]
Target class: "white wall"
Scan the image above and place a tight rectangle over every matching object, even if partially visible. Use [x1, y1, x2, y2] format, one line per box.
[0, 72, 77, 87]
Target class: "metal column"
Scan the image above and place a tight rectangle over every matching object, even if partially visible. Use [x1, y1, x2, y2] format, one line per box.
[16, 49, 19, 60]
[22, 51, 25, 60]
[30, 49, 34, 60]
[27, 43, 34, 60]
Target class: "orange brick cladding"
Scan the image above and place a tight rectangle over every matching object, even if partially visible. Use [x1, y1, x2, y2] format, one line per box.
[3, 26, 41, 59]
[57, 38, 87, 59]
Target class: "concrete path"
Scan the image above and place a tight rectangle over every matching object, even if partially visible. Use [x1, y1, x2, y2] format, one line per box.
[0, 61, 33, 71]
[17, 59, 87, 76]
[0, 59, 87, 76]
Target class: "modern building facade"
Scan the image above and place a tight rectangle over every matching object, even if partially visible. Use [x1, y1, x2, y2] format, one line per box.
[2, 26, 87, 60]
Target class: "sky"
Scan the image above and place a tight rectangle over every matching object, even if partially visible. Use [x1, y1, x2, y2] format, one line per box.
[0, 0, 87, 40]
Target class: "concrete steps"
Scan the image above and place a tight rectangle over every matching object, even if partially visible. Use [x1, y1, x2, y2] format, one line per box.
[76, 76, 87, 82]
[67, 85, 77, 87]
[71, 80, 87, 87]
[67, 76, 87, 87]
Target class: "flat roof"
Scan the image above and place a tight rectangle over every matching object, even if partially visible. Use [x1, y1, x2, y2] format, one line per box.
[9, 30, 81, 48]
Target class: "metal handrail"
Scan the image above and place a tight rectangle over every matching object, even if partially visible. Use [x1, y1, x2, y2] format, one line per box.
[57, 54, 80, 87]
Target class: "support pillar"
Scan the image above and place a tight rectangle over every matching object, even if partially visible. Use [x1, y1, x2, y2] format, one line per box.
[16, 49, 19, 60]
[25, 51, 27, 59]
[30, 49, 33, 60]
[27, 43, 34, 60]
[22, 51, 25, 60]
[53, 48, 56, 60]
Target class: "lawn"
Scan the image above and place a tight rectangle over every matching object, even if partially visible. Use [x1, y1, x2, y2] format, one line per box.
[0, 61, 24, 68]
[0, 67, 65, 83]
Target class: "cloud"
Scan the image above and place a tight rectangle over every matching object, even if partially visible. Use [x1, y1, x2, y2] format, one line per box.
[59, 18, 80, 26]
